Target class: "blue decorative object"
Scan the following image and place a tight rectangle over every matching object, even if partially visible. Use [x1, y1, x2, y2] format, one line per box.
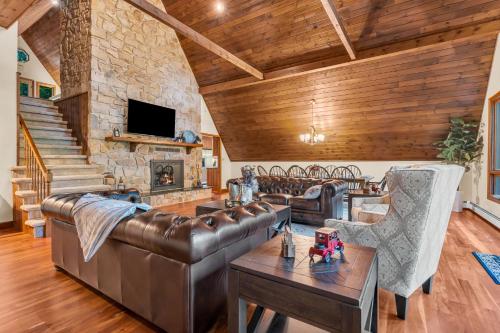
[472, 252, 500, 284]
[182, 130, 197, 144]
[17, 49, 29, 63]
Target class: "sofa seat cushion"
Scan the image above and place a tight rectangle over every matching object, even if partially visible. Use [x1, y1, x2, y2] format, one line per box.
[289, 196, 320, 212]
[260, 193, 294, 205]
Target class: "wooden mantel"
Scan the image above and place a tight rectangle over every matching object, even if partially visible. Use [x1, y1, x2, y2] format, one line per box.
[105, 135, 203, 154]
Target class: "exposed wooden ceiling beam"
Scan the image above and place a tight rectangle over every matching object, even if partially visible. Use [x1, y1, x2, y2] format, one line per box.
[123, 0, 263, 80]
[320, 0, 356, 60]
[0, 0, 37, 28]
[199, 31, 499, 95]
[17, 0, 53, 35]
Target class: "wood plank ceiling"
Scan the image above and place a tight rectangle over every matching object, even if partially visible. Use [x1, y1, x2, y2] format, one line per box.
[0, 0, 36, 28]
[8, 0, 500, 160]
[162, 0, 500, 161]
[204, 34, 496, 161]
[21, 7, 61, 86]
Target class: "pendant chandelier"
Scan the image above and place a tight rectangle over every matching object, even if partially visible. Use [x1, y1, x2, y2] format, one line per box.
[299, 99, 325, 144]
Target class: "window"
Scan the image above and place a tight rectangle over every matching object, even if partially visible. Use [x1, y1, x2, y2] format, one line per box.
[35, 82, 55, 100]
[488, 91, 500, 202]
[19, 77, 34, 97]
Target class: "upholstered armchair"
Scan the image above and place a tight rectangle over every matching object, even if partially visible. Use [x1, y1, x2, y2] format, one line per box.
[351, 195, 390, 222]
[325, 164, 464, 319]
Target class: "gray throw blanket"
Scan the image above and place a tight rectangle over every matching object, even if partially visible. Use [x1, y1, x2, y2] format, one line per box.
[72, 193, 151, 262]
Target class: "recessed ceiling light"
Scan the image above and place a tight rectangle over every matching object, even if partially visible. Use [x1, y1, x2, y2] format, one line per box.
[215, 2, 225, 13]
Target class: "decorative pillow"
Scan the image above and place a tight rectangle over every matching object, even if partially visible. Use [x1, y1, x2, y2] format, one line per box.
[303, 185, 322, 199]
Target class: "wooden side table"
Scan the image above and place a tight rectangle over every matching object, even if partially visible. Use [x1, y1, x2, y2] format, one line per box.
[229, 235, 378, 333]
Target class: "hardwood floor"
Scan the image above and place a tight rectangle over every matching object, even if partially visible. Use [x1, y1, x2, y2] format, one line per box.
[0, 200, 498, 332]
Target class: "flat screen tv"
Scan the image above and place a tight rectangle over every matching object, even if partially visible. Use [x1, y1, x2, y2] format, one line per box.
[127, 99, 176, 138]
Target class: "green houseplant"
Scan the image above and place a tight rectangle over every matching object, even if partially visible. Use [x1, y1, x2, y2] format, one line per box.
[434, 117, 483, 172]
[434, 117, 483, 212]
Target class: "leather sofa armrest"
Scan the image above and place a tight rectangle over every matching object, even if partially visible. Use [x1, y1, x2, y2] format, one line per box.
[320, 180, 348, 197]
[41, 189, 142, 224]
[320, 180, 348, 219]
[226, 178, 242, 189]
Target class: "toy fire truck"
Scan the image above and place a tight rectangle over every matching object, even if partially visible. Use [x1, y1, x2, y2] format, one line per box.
[309, 227, 344, 263]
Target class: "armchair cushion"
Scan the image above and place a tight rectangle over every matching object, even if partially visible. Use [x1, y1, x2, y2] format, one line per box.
[358, 211, 386, 224]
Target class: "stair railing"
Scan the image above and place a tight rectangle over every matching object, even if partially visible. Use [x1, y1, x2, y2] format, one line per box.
[19, 115, 53, 203]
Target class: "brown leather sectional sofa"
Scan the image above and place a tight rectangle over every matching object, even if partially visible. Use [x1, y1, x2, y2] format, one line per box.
[228, 176, 347, 225]
[41, 191, 277, 333]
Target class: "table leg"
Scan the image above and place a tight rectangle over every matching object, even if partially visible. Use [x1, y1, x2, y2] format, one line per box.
[271, 213, 291, 238]
[228, 270, 246, 333]
[247, 305, 265, 333]
[371, 281, 378, 333]
[272, 219, 286, 238]
[348, 195, 353, 221]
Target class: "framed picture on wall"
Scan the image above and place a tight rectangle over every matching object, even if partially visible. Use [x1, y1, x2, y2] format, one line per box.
[19, 77, 34, 97]
[36, 82, 56, 100]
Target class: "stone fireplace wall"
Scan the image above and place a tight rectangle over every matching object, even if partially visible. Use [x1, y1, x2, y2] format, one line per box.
[61, 0, 202, 194]
[60, 0, 91, 98]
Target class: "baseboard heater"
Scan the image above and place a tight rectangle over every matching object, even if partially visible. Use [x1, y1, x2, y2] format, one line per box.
[463, 201, 500, 229]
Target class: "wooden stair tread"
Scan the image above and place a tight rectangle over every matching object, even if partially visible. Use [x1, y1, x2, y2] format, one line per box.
[25, 219, 45, 227]
[24, 117, 67, 125]
[46, 164, 100, 169]
[15, 190, 36, 197]
[20, 108, 60, 116]
[43, 155, 87, 159]
[11, 177, 31, 184]
[20, 204, 41, 212]
[19, 144, 82, 149]
[53, 174, 104, 181]
[50, 185, 112, 194]
[23, 134, 76, 140]
[20, 97, 57, 109]
[26, 126, 71, 132]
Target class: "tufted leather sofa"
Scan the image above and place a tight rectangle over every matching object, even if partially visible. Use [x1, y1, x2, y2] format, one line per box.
[228, 176, 347, 225]
[41, 191, 277, 333]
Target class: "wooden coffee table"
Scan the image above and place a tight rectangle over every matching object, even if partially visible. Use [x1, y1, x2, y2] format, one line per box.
[228, 235, 378, 333]
[195, 200, 291, 236]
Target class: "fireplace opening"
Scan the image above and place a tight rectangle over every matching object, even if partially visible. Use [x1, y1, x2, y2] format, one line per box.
[151, 160, 184, 193]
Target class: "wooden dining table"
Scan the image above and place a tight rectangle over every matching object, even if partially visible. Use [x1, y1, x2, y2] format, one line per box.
[334, 176, 374, 188]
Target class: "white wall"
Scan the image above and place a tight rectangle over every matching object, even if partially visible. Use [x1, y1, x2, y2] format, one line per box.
[230, 161, 433, 180]
[469, 33, 500, 217]
[0, 24, 19, 223]
[201, 99, 231, 189]
[17, 37, 60, 95]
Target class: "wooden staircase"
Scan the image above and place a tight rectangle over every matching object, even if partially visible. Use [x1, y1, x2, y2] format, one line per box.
[11, 96, 111, 237]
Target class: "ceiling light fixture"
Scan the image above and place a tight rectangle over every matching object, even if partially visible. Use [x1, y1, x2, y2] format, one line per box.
[215, 2, 225, 13]
[51, 0, 59, 5]
[299, 99, 325, 145]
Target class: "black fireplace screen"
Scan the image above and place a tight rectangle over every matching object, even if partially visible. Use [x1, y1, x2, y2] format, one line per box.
[150, 160, 184, 193]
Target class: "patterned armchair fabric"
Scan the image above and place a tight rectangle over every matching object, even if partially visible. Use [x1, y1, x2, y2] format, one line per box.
[351, 195, 390, 222]
[325, 164, 464, 298]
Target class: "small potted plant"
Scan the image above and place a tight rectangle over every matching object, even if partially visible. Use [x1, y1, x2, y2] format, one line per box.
[434, 117, 483, 211]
